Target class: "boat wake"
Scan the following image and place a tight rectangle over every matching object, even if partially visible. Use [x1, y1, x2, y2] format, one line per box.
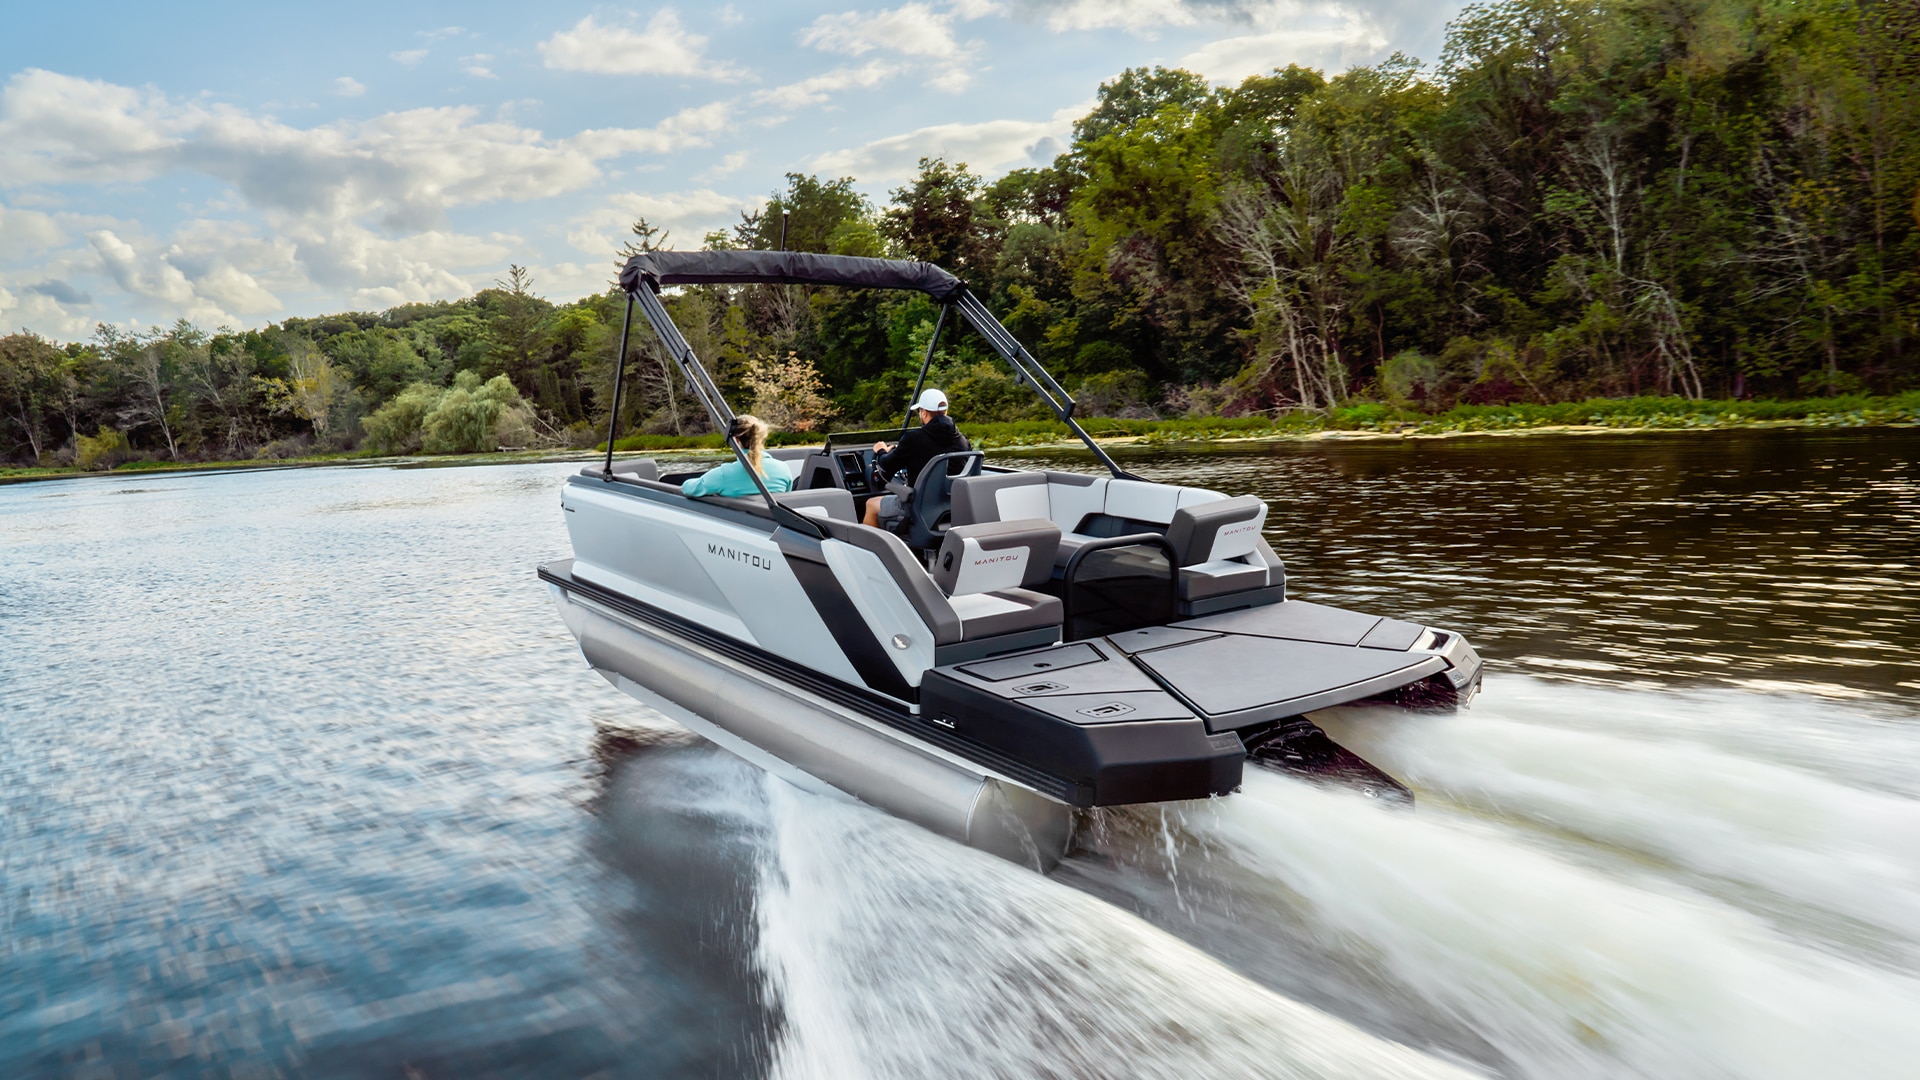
[1063, 677, 1920, 1079]
[602, 676, 1920, 1078]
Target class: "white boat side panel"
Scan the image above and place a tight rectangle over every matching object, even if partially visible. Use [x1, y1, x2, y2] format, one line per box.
[563, 481, 859, 682]
[1176, 487, 1227, 508]
[821, 540, 938, 687]
[564, 485, 752, 639]
[672, 524, 863, 684]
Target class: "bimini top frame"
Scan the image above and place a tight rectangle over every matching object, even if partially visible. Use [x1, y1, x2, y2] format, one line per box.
[600, 250, 1139, 532]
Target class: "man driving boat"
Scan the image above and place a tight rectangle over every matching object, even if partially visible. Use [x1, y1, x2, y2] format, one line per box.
[862, 388, 969, 530]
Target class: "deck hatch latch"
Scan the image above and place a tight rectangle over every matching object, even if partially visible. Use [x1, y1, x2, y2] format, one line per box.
[1077, 702, 1136, 718]
[1012, 681, 1067, 695]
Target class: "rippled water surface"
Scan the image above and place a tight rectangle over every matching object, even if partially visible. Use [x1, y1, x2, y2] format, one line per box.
[4, 429, 1917, 1078]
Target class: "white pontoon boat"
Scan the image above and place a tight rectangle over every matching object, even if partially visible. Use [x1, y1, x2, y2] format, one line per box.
[542, 251, 1481, 867]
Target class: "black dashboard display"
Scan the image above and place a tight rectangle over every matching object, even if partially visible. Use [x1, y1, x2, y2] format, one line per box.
[838, 452, 869, 492]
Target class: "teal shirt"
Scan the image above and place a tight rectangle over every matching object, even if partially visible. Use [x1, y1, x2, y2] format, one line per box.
[680, 458, 793, 498]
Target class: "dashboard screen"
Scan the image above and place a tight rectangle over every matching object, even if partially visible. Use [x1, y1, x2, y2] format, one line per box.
[837, 452, 869, 492]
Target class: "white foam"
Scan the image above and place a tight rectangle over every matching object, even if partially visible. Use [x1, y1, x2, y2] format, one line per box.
[753, 777, 1481, 1080]
[1317, 678, 1920, 955]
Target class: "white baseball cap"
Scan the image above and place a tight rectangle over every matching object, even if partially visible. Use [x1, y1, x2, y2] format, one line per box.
[911, 388, 949, 413]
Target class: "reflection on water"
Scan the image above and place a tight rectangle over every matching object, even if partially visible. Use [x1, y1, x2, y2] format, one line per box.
[3, 430, 1917, 1078]
[1007, 428, 1920, 697]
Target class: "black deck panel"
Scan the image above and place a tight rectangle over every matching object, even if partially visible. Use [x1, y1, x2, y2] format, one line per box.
[1103, 625, 1220, 654]
[1176, 599, 1383, 646]
[1133, 634, 1446, 729]
[946, 645, 1163, 698]
[957, 642, 1105, 682]
[1360, 616, 1427, 651]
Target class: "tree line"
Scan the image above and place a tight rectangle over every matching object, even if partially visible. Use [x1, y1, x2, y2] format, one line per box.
[3, 0, 1916, 467]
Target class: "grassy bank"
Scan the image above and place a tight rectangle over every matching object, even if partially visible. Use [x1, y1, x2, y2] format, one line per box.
[6, 393, 1916, 486]
[606, 392, 1920, 452]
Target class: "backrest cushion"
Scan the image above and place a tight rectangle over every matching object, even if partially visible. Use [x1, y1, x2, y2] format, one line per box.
[952, 472, 1047, 526]
[1104, 479, 1182, 524]
[1043, 471, 1110, 534]
[932, 519, 1061, 595]
[773, 488, 856, 522]
[1165, 495, 1269, 565]
[609, 458, 660, 481]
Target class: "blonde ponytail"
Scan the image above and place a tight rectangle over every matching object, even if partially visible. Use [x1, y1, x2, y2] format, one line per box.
[730, 414, 770, 476]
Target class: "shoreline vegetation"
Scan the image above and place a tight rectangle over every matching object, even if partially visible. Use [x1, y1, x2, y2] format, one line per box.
[5, 392, 1914, 485]
[4, 2, 1916, 477]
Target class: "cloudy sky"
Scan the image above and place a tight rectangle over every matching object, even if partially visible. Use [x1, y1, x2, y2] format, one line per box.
[0, 0, 1467, 339]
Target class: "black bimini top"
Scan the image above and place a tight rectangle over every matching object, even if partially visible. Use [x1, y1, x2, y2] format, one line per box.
[619, 250, 966, 301]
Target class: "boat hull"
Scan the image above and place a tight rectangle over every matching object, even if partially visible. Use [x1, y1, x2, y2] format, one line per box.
[548, 572, 1075, 869]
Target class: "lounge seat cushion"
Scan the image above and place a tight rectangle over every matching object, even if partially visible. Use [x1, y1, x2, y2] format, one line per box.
[1179, 560, 1272, 600]
[952, 471, 1237, 570]
[948, 588, 1063, 640]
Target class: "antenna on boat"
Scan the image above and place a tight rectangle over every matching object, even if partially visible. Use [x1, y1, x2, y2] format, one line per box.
[778, 210, 789, 252]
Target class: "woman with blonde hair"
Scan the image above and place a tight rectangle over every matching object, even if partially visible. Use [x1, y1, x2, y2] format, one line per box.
[680, 414, 793, 498]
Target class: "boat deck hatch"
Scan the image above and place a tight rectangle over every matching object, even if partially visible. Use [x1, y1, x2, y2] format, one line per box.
[1133, 635, 1443, 723]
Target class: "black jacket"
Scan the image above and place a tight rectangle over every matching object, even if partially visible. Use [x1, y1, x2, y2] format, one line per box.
[877, 414, 968, 485]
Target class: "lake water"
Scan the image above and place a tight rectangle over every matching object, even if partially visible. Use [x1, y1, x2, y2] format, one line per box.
[3, 428, 1917, 1078]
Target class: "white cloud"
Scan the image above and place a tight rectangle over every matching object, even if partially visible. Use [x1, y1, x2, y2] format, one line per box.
[802, 3, 963, 58]
[564, 189, 757, 274]
[1180, 22, 1387, 82]
[697, 150, 751, 181]
[0, 205, 65, 254]
[0, 68, 739, 332]
[951, 0, 1003, 18]
[0, 70, 724, 231]
[538, 11, 745, 80]
[750, 62, 898, 110]
[461, 54, 498, 80]
[811, 101, 1086, 182]
[333, 76, 366, 97]
[1041, 0, 1199, 34]
[390, 49, 428, 65]
[800, 4, 982, 89]
[576, 102, 733, 157]
[0, 281, 95, 338]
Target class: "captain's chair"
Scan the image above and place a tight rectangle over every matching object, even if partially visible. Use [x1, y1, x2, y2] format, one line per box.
[896, 450, 984, 553]
[930, 519, 1063, 641]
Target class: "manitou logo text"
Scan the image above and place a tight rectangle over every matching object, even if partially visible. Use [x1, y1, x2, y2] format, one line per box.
[707, 543, 774, 571]
[970, 554, 1022, 566]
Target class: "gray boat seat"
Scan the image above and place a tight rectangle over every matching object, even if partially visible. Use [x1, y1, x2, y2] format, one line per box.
[1165, 495, 1272, 600]
[773, 488, 856, 522]
[768, 446, 820, 486]
[931, 519, 1064, 640]
[952, 471, 1232, 568]
[580, 457, 660, 481]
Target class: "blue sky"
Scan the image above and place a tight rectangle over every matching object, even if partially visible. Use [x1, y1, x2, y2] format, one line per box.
[0, 0, 1469, 339]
